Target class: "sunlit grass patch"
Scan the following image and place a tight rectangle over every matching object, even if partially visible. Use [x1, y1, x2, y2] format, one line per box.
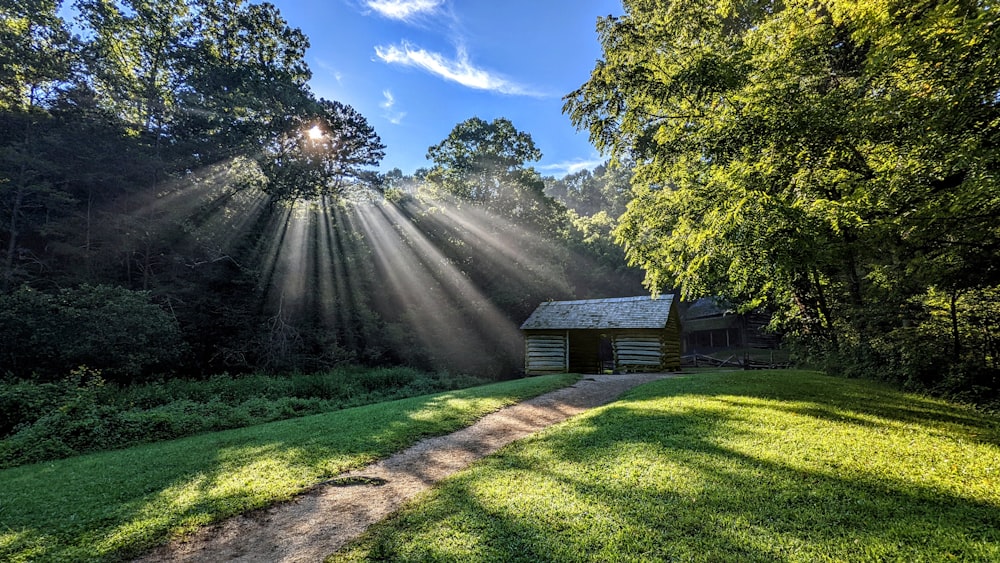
[332, 370, 1000, 562]
[0, 373, 575, 562]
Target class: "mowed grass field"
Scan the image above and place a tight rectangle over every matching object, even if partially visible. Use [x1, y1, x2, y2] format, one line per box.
[0, 374, 576, 562]
[333, 370, 1000, 562]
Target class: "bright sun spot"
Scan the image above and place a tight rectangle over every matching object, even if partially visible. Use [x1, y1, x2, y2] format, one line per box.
[308, 125, 323, 140]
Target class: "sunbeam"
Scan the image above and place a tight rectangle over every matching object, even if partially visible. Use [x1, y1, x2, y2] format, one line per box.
[402, 198, 573, 297]
[90, 154, 618, 377]
[351, 201, 522, 374]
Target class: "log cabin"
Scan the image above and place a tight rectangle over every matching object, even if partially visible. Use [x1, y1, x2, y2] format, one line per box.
[520, 295, 681, 375]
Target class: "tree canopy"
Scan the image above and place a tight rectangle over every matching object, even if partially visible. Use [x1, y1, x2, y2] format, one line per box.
[566, 0, 1000, 389]
[423, 117, 559, 228]
[0, 0, 388, 377]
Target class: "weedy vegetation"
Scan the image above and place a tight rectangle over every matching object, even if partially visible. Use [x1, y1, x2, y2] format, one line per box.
[0, 367, 490, 468]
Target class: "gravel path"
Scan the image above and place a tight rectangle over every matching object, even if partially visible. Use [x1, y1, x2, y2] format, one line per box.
[136, 372, 676, 562]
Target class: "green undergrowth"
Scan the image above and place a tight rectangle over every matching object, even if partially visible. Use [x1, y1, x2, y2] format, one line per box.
[0, 373, 576, 562]
[332, 370, 1000, 562]
[0, 367, 489, 468]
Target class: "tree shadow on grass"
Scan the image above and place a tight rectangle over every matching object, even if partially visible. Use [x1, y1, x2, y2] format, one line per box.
[0, 439, 349, 562]
[677, 371, 1000, 447]
[563, 407, 996, 556]
[0, 388, 529, 562]
[338, 374, 1000, 562]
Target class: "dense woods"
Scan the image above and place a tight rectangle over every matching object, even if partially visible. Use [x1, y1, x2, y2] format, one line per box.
[2, 0, 997, 411]
[567, 0, 1000, 403]
[0, 1, 642, 386]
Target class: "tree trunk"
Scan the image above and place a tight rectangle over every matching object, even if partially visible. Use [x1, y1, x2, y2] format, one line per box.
[950, 290, 961, 360]
[4, 112, 33, 290]
[811, 267, 838, 348]
[843, 239, 864, 308]
[3, 184, 25, 290]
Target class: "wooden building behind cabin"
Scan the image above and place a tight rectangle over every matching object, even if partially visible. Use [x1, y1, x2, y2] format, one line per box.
[520, 295, 681, 375]
[680, 297, 779, 353]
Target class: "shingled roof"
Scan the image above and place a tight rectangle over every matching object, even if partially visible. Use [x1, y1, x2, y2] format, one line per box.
[681, 297, 734, 320]
[520, 295, 676, 330]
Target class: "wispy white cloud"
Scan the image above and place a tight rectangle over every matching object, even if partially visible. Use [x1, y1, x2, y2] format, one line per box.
[537, 158, 606, 177]
[381, 89, 396, 109]
[374, 42, 540, 96]
[380, 89, 406, 124]
[314, 58, 343, 84]
[366, 0, 443, 21]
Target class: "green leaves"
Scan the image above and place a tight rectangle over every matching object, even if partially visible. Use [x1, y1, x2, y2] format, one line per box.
[0, 0, 73, 111]
[0, 285, 186, 381]
[569, 0, 1000, 380]
[423, 117, 560, 229]
[257, 99, 385, 202]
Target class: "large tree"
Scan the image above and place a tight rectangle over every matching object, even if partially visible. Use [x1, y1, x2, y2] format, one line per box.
[423, 117, 561, 229]
[174, 0, 314, 164]
[545, 160, 632, 217]
[0, 0, 76, 289]
[257, 98, 385, 201]
[76, 0, 190, 137]
[0, 0, 73, 111]
[566, 0, 1000, 383]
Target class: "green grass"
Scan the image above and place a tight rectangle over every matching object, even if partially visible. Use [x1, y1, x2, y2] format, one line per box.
[332, 370, 1000, 562]
[0, 373, 576, 562]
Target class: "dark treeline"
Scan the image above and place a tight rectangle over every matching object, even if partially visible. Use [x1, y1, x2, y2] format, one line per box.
[0, 1, 643, 383]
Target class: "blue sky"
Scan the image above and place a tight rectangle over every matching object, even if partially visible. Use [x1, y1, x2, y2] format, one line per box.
[267, 0, 624, 178]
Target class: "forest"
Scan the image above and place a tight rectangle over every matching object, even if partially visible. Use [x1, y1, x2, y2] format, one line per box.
[0, 0, 643, 387]
[3, 0, 999, 408]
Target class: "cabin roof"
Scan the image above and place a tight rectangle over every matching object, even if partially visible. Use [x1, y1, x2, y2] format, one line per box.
[520, 295, 676, 330]
[681, 297, 734, 320]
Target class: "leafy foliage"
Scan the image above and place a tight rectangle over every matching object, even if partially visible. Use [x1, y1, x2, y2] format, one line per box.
[0, 0, 73, 112]
[0, 0, 396, 379]
[0, 285, 186, 381]
[423, 117, 563, 230]
[545, 161, 632, 218]
[566, 0, 1000, 396]
[0, 366, 491, 468]
[257, 99, 385, 200]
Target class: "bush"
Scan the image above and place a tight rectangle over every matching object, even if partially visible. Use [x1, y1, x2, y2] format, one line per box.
[356, 367, 416, 392]
[0, 285, 188, 382]
[788, 285, 1000, 411]
[0, 380, 66, 437]
[0, 366, 492, 468]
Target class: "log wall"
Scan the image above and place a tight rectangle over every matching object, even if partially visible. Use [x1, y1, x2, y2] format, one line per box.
[524, 332, 568, 374]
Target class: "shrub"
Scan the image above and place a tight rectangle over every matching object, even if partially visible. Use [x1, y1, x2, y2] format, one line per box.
[0, 285, 188, 382]
[356, 367, 416, 392]
[0, 366, 493, 468]
[0, 380, 66, 437]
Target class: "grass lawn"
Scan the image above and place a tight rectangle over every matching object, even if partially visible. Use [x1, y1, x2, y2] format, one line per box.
[0, 373, 576, 562]
[332, 370, 1000, 562]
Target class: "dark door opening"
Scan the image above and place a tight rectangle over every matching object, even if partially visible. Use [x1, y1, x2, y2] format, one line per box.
[599, 335, 614, 374]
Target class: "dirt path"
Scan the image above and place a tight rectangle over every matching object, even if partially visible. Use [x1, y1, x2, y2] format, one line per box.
[136, 372, 676, 563]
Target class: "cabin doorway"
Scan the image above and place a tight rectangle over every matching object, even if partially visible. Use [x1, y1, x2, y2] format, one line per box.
[567, 331, 602, 374]
[599, 335, 614, 374]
